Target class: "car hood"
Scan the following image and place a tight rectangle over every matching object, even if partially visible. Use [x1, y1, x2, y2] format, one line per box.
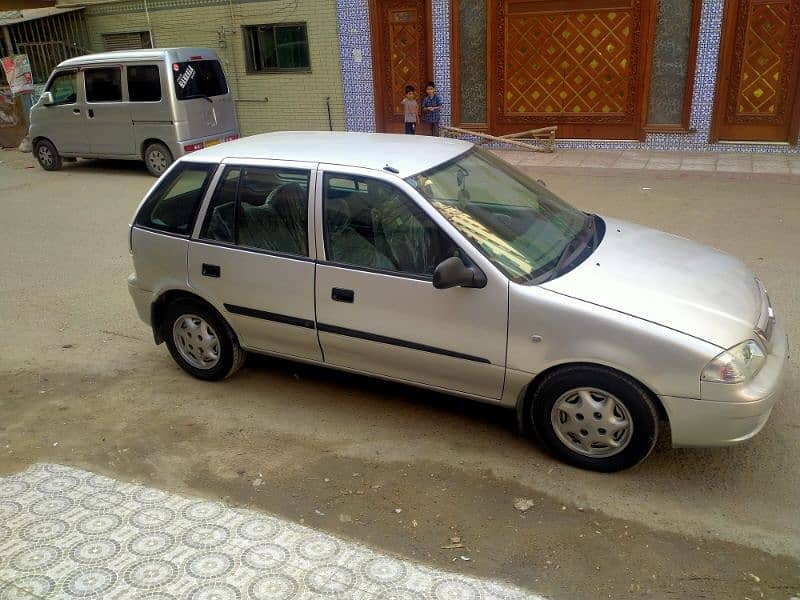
[540, 217, 761, 349]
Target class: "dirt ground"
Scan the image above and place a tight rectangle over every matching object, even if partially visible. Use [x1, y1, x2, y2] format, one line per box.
[1, 148, 799, 599]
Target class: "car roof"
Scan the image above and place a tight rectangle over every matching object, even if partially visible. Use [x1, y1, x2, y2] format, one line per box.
[182, 131, 474, 178]
[57, 48, 218, 68]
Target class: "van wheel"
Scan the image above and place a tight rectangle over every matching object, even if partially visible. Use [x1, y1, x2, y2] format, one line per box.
[144, 142, 173, 177]
[162, 299, 246, 381]
[35, 139, 62, 171]
[529, 365, 659, 472]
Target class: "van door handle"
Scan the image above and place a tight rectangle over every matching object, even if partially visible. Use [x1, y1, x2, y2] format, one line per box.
[331, 288, 354, 303]
[72, 108, 81, 115]
[87, 108, 94, 118]
[202, 263, 221, 278]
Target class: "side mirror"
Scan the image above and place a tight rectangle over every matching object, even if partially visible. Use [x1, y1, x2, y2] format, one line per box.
[40, 92, 54, 106]
[433, 256, 487, 289]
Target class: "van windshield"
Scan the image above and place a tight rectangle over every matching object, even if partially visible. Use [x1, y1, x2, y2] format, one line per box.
[173, 60, 228, 100]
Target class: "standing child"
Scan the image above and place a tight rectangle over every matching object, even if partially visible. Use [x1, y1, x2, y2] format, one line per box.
[421, 81, 443, 136]
[401, 85, 418, 134]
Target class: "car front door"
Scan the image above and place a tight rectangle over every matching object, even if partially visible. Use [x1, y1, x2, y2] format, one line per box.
[37, 69, 89, 155]
[314, 166, 508, 400]
[83, 66, 136, 156]
[188, 159, 321, 361]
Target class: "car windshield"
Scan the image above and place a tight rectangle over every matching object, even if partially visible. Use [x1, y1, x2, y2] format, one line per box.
[406, 147, 591, 283]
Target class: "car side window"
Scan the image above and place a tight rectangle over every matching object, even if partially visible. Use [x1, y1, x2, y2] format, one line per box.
[46, 71, 78, 105]
[135, 162, 217, 235]
[323, 173, 458, 277]
[127, 65, 162, 102]
[85, 67, 122, 103]
[199, 165, 310, 257]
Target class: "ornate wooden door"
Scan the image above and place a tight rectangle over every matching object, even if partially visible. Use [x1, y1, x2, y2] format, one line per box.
[712, 0, 800, 143]
[488, 0, 656, 139]
[369, 0, 433, 133]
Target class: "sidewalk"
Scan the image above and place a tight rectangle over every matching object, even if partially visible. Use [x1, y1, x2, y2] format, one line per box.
[492, 148, 800, 181]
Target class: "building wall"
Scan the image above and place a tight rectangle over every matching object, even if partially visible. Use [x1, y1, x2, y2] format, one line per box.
[68, 0, 346, 136]
[336, 0, 800, 154]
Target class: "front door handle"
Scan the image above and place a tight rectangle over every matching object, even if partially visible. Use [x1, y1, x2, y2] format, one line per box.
[202, 263, 221, 278]
[72, 108, 81, 115]
[331, 288, 354, 303]
[87, 108, 95, 118]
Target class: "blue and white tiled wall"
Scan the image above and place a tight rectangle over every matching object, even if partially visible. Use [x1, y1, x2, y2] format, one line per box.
[336, 0, 799, 153]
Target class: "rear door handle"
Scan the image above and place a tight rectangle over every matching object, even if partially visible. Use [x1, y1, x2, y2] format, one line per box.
[72, 108, 81, 115]
[331, 288, 354, 303]
[87, 108, 94, 118]
[202, 263, 221, 278]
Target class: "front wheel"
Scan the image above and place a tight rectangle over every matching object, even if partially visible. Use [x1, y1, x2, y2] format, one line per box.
[143, 142, 173, 177]
[35, 139, 62, 171]
[530, 366, 659, 472]
[162, 299, 246, 381]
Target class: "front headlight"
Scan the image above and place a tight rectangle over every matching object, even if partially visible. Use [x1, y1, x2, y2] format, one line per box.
[701, 340, 766, 384]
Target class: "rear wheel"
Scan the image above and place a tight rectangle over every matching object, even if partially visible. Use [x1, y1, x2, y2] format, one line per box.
[35, 139, 62, 171]
[529, 365, 659, 472]
[143, 142, 173, 177]
[162, 299, 245, 381]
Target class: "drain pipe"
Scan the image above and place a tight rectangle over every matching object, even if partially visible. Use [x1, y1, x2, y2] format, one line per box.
[326, 96, 332, 131]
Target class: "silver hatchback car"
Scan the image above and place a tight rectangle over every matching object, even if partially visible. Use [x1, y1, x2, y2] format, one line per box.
[127, 132, 788, 471]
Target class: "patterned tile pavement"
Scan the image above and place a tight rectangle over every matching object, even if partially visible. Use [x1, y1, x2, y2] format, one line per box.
[0, 464, 543, 600]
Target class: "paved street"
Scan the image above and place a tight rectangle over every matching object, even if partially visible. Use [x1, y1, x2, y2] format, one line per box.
[1, 147, 799, 599]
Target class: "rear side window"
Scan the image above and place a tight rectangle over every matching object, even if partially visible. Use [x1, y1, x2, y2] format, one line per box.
[173, 60, 228, 100]
[128, 65, 162, 102]
[85, 67, 122, 102]
[135, 163, 217, 235]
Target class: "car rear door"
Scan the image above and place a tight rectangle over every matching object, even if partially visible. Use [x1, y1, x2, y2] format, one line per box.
[188, 158, 321, 361]
[313, 165, 508, 400]
[83, 65, 136, 156]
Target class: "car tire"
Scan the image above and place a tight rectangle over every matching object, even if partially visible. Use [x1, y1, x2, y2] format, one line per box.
[529, 365, 659, 472]
[162, 299, 246, 381]
[34, 139, 62, 171]
[144, 142, 173, 177]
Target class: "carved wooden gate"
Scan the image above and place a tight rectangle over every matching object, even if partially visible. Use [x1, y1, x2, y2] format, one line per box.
[488, 0, 656, 139]
[712, 0, 800, 143]
[369, 0, 433, 133]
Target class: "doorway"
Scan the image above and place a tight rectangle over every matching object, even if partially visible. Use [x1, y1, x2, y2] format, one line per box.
[711, 0, 800, 144]
[369, 0, 433, 133]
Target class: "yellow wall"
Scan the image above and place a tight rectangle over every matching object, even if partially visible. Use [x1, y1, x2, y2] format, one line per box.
[70, 0, 346, 135]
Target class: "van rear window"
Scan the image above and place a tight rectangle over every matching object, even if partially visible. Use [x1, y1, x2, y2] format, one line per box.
[172, 60, 228, 100]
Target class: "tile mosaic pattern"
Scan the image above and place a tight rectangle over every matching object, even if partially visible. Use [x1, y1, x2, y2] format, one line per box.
[0, 464, 542, 600]
[337, 0, 377, 132]
[336, 0, 799, 153]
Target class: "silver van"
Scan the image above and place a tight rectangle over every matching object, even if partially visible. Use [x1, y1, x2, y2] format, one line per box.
[29, 47, 238, 176]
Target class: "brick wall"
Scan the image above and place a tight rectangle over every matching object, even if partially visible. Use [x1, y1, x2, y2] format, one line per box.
[70, 0, 346, 136]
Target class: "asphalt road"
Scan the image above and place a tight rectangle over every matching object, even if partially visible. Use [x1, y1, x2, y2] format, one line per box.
[1, 148, 798, 599]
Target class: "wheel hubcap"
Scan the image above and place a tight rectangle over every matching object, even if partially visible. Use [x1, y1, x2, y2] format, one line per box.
[38, 146, 53, 167]
[147, 150, 167, 174]
[550, 387, 633, 458]
[172, 314, 220, 370]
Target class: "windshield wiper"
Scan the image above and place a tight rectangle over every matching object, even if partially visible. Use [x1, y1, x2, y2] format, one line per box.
[532, 214, 596, 284]
[184, 93, 213, 103]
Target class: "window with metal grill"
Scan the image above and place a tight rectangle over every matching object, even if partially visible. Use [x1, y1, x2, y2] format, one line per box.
[102, 31, 152, 52]
[243, 23, 310, 73]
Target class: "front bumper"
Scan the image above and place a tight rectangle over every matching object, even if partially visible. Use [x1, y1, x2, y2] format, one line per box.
[661, 318, 789, 447]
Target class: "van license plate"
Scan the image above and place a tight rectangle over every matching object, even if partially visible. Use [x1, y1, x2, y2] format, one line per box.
[205, 138, 220, 147]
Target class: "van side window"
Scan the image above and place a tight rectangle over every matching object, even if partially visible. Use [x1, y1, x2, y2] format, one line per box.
[85, 67, 122, 103]
[46, 71, 77, 105]
[128, 65, 162, 102]
[199, 166, 309, 257]
[135, 163, 217, 235]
